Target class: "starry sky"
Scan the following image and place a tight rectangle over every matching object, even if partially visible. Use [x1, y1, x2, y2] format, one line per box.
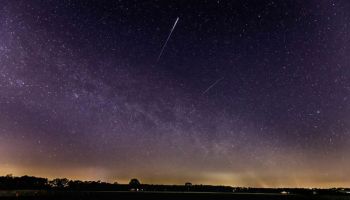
[0, 0, 350, 188]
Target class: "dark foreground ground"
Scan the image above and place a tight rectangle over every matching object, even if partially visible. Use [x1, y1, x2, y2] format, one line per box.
[0, 191, 350, 200]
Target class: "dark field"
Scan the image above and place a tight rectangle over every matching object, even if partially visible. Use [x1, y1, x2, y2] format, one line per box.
[1, 191, 350, 200]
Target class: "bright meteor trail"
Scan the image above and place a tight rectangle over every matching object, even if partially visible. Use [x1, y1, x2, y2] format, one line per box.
[156, 17, 179, 63]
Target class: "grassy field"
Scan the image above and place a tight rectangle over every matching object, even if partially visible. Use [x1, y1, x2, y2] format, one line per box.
[0, 191, 349, 200]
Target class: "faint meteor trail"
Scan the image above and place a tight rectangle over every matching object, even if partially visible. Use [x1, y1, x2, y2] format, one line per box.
[202, 77, 224, 95]
[156, 17, 179, 63]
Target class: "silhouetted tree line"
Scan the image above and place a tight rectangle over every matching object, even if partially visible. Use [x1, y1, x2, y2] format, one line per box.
[0, 175, 49, 190]
[0, 175, 128, 191]
[0, 174, 348, 195]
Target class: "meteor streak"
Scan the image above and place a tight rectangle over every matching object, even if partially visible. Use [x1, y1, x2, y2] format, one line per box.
[202, 77, 224, 95]
[156, 17, 179, 63]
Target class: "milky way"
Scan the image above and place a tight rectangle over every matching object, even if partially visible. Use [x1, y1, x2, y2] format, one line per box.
[0, 0, 350, 187]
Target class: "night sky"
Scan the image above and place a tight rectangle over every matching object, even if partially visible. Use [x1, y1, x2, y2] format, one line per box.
[1, 0, 350, 188]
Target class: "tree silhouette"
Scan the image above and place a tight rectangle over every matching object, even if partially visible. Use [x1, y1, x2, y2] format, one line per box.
[185, 182, 192, 187]
[0, 175, 48, 190]
[129, 178, 141, 190]
[185, 182, 192, 191]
